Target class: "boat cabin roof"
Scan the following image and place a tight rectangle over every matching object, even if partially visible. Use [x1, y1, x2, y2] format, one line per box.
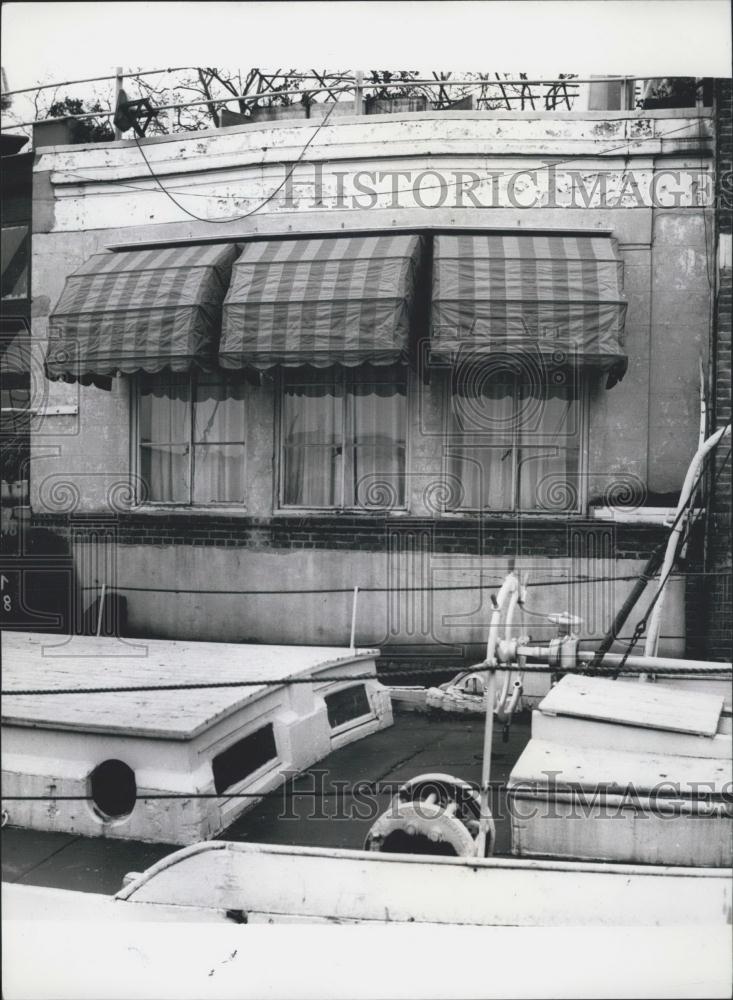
[1, 631, 379, 739]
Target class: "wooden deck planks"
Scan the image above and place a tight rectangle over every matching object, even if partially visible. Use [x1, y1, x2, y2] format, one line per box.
[538, 674, 724, 737]
[1, 631, 379, 738]
[508, 739, 732, 795]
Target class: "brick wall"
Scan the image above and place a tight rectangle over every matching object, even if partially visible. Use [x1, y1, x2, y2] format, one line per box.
[704, 79, 733, 660]
[31, 511, 669, 561]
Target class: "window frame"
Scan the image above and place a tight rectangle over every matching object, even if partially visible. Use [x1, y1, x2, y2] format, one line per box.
[275, 365, 412, 514]
[441, 371, 590, 516]
[322, 682, 376, 738]
[131, 371, 249, 509]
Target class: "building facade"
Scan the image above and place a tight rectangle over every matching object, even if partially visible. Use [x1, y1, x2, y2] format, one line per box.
[24, 93, 724, 672]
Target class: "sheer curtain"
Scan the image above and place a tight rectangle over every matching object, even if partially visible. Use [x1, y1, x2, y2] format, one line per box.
[139, 375, 190, 503]
[450, 378, 580, 512]
[450, 381, 515, 510]
[351, 380, 406, 507]
[282, 372, 343, 506]
[517, 383, 579, 512]
[193, 377, 247, 504]
[281, 367, 407, 509]
[140, 373, 247, 505]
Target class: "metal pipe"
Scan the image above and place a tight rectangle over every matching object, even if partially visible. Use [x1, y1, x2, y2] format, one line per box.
[518, 644, 732, 674]
[1, 66, 197, 98]
[485, 572, 518, 665]
[95, 583, 107, 637]
[349, 586, 359, 651]
[644, 423, 731, 657]
[114, 68, 123, 142]
[476, 666, 497, 858]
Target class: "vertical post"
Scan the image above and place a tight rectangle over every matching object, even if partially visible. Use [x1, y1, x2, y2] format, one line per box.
[349, 585, 360, 651]
[354, 70, 364, 115]
[695, 77, 705, 110]
[619, 76, 630, 111]
[114, 67, 124, 140]
[476, 666, 497, 857]
[95, 583, 107, 637]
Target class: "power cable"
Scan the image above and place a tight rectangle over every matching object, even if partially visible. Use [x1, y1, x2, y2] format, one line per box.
[54, 119, 711, 214]
[130, 100, 336, 224]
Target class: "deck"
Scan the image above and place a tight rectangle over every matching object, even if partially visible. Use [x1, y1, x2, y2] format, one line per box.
[1, 710, 529, 894]
[2, 631, 380, 738]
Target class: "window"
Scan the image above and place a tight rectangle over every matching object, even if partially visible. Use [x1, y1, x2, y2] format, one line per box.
[212, 723, 278, 794]
[325, 684, 372, 729]
[279, 366, 407, 509]
[1, 226, 29, 300]
[90, 759, 137, 820]
[447, 370, 585, 513]
[137, 372, 247, 505]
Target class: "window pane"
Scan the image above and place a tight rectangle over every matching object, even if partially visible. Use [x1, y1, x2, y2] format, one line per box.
[282, 373, 343, 506]
[517, 384, 580, 511]
[281, 368, 407, 509]
[325, 685, 371, 728]
[140, 443, 190, 503]
[1, 226, 29, 300]
[140, 375, 190, 502]
[139, 375, 189, 445]
[451, 381, 515, 510]
[350, 382, 406, 507]
[194, 377, 246, 443]
[212, 724, 278, 795]
[450, 444, 515, 510]
[193, 444, 246, 504]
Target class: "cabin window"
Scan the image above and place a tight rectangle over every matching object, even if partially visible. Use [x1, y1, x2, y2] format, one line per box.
[1, 225, 29, 300]
[279, 366, 407, 510]
[90, 759, 137, 820]
[446, 371, 586, 513]
[212, 723, 278, 794]
[137, 372, 247, 505]
[325, 684, 372, 729]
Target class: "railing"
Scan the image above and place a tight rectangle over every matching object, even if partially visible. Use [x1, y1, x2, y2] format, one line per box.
[1, 71, 713, 138]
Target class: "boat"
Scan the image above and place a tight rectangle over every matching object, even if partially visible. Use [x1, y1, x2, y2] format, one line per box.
[2, 435, 731, 997]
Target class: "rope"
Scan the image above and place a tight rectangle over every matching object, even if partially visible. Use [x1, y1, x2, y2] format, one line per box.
[5, 780, 729, 805]
[75, 576, 653, 596]
[3, 660, 730, 698]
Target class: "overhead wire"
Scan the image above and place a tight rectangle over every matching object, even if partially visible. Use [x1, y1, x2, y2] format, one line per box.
[130, 99, 337, 223]
[51, 119, 712, 218]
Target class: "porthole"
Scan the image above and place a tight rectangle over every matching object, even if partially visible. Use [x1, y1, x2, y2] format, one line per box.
[90, 759, 137, 820]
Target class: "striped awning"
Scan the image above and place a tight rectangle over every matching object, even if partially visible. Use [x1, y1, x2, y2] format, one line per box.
[219, 234, 422, 369]
[45, 244, 239, 381]
[431, 234, 628, 385]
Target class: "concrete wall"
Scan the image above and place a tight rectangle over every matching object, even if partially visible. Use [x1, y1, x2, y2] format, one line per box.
[28, 108, 715, 654]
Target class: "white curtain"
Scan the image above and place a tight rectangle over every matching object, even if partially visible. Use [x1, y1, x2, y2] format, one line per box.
[282, 369, 406, 508]
[140, 374, 246, 504]
[517, 384, 579, 511]
[450, 382, 515, 510]
[451, 379, 579, 512]
[351, 384, 406, 507]
[139, 376, 190, 503]
[193, 377, 247, 503]
[282, 372, 343, 506]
